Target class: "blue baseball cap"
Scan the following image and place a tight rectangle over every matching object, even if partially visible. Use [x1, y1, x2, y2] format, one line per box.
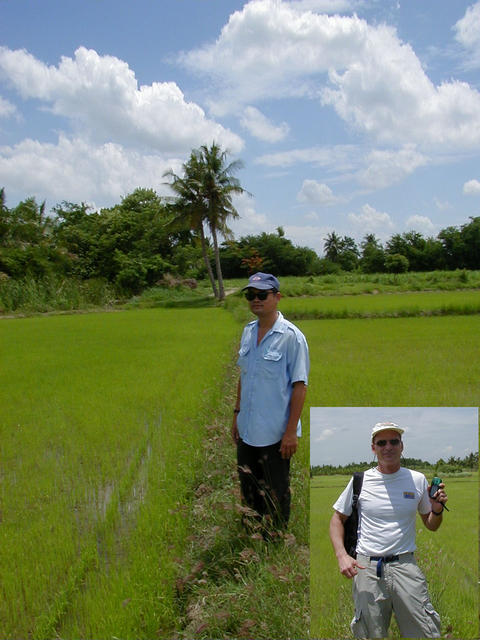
[242, 272, 280, 291]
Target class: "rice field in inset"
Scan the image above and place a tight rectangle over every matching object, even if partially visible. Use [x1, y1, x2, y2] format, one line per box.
[0, 308, 238, 638]
[310, 473, 479, 639]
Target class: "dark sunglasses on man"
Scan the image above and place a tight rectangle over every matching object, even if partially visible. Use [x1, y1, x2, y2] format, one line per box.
[374, 438, 401, 447]
[244, 289, 277, 301]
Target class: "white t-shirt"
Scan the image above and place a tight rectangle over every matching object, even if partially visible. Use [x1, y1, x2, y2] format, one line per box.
[333, 467, 431, 556]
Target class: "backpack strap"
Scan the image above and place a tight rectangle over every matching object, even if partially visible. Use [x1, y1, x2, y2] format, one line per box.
[352, 471, 364, 509]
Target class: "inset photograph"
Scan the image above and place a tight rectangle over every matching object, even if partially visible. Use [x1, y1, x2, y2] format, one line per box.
[310, 406, 478, 640]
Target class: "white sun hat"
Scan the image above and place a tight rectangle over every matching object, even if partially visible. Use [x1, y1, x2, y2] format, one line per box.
[371, 421, 404, 441]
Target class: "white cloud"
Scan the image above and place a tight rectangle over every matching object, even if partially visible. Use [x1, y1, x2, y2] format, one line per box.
[240, 106, 289, 142]
[180, 0, 480, 150]
[315, 427, 334, 442]
[0, 134, 184, 206]
[454, 1, 480, 69]
[463, 178, 480, 195]
[0, 96, 16, 118]
[0, 46, 243, 154]
[348, 204, 394, 236]
[256, 144, 357, 169]
[258, 143, 433, 196]
[180, 2, 371, 114]
[358, 146, 428, 190]
[297, 179, 342, 206]
[230, 192, 269, 237]
[321, 35, 480, 150]
[405, 215, 436, 235]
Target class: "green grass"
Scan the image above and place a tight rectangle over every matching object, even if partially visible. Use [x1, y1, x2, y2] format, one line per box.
[3, 274, 479, 637]
[0, 308, 239, 638]
[3, 270, 480, 316]
[0, 275, 117, 313]
[0, 306, 310, 639]
[126, 282, 218, 309]
[297, 315, 480, 405]
[168, 366, 310, 640]
[280, 289, 480, 319]
[310, 473, 478, 639]
[223, 269, 480, 298]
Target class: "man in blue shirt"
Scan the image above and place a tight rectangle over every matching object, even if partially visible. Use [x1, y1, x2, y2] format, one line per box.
[232, 272, 309, 533]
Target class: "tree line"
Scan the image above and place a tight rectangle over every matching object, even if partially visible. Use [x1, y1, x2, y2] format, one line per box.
[322, 222, 480, 273]
[311, 451, 479, 476]
[1, 142, 480, 299]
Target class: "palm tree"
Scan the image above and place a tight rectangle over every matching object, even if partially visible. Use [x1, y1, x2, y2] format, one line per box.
[164, 153, 218, 298]
[197, 143, 246, 300]
[324, 231, 342, 262]
[164, 142, 247, 300]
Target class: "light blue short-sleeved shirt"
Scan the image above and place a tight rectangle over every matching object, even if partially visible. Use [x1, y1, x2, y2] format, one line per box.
[236, 311, 310, 447]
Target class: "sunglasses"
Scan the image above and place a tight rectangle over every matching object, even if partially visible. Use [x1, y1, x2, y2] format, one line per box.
[374, 438, 401, 447]
[244, 289, 276, 301]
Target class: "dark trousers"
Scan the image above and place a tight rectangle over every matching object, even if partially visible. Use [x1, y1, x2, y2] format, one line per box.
[237, 438, 291, 530]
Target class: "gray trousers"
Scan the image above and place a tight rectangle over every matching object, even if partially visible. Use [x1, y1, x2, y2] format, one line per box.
[351, 553, 441, 639]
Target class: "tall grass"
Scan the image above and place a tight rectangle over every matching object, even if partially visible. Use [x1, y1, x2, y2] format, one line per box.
[0, 275, 117, 313]
[310, 474, 478, 639]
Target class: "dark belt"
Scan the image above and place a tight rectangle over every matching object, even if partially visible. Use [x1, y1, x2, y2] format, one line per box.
[370, 555, 399, 578]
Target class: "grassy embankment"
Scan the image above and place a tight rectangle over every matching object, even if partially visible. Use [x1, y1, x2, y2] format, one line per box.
[2, 268, 479, 315]
[310, 473, 478, 639]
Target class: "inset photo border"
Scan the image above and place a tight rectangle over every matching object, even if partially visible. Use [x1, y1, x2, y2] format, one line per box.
[310, 406, 479, 640]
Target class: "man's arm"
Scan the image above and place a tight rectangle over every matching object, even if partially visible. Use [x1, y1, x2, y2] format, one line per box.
[231, 378, 241, 444]
[279, 381, 306, 459]
[329, 511, 365, 578]
[420, 481, 448, 531]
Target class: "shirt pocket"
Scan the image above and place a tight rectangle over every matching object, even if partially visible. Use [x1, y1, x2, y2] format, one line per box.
[237, 343, 250, 374]
[261, 349, 283, 378]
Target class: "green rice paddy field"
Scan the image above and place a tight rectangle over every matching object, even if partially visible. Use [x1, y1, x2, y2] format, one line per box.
[310, 473, 479, 639]
[1, 289, 479, 638]
[282, 289, 480, 319]
[1, 308, 238, 639]
[298, 315, 480, 406]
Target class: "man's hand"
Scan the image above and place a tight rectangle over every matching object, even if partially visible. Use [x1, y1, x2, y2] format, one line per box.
[280, 431, 298, 459]
[338, 553, 366, 579]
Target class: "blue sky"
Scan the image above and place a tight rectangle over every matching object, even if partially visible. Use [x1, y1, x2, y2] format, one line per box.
[310, 407, 479, 466]
[1, 0, 480, 255]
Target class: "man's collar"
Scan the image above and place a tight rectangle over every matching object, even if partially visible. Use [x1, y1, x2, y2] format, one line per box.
[255, 310, 284, 333]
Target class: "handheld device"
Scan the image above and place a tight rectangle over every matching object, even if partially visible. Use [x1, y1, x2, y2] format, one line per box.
[429, 476, 442, 498]
[429, 476, 450, 511]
